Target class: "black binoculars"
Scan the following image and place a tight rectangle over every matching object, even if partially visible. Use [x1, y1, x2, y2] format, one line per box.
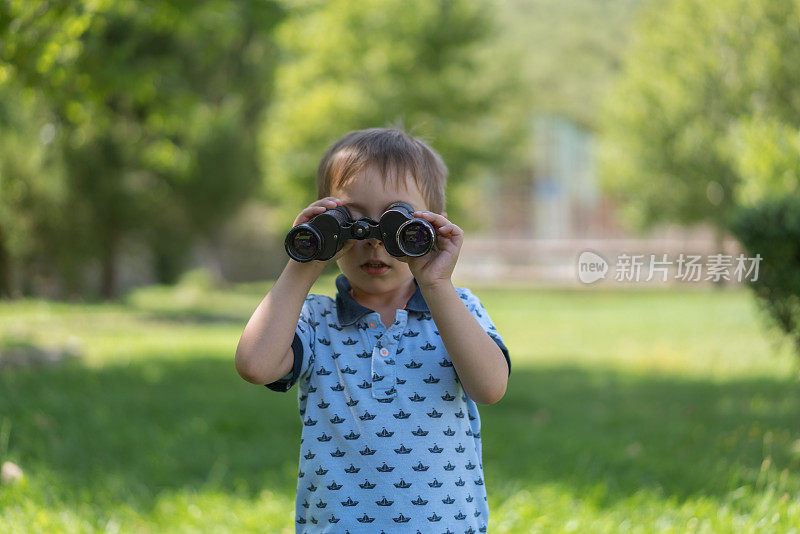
[285, 201, 436, 262]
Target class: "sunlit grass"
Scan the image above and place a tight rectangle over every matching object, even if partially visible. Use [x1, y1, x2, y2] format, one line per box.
[1, 275, 799, 532]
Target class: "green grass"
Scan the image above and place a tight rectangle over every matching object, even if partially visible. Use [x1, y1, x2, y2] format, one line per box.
[2, 274, 800, 532]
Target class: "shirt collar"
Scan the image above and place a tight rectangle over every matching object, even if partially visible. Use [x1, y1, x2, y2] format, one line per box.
[335, 273, 429, 326]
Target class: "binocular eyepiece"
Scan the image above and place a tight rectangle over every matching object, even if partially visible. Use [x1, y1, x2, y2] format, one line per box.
[285, 201, 436, 262]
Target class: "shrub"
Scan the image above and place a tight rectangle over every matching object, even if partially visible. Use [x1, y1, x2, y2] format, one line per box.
[729, 197, 800, 357]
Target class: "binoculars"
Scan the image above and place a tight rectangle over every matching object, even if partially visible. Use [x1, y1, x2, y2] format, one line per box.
[285, 201, 436, 262]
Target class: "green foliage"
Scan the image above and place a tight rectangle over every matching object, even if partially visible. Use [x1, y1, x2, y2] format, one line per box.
[0, 83, 89, 294]
[176, 267, 224, 292]
[493, 0, 647, 130]
[0, 0, 284, 295]
[262, 0, 522, 227]
[730, 197, 800, 356]
[599, 0, 800, 231]
[0, 0, 679, 297]
[727, 116, 800, 207]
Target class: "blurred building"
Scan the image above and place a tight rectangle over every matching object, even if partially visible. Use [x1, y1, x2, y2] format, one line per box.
[531, 113, 605, 239]
[489, 113, 624, 239]
[455, 112, 742, 286]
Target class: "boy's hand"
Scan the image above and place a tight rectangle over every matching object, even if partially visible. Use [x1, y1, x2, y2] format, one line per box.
[291, 197, 353, 264]
[293, 196, 343, 226]
[402, 211, 463, 289]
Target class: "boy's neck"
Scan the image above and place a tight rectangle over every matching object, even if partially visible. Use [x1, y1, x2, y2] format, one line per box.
[349, 276, 417, 313]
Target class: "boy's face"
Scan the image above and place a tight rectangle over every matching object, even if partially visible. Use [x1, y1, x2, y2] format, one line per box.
[332, 164, 430, 297]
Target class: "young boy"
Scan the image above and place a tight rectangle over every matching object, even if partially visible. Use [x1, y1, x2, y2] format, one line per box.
[235, 128, 511, 533]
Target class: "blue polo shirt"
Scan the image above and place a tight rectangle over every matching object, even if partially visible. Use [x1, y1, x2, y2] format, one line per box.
[266, 274, 510, 534]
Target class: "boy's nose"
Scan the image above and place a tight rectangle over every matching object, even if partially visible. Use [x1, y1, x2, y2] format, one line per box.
[364, 238, 383, 249]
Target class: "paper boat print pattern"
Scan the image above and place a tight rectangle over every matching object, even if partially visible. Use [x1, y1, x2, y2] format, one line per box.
[266, 280, 509, 533]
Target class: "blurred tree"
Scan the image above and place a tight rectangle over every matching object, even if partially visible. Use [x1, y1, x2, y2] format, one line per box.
[0, 84, 80, 297]
[0, 0, 283, 297]
[598, 0, 800, 232]
[494, 0, 646, 131]
[261, 0, 525, 228]
[600, 0, 800, 358]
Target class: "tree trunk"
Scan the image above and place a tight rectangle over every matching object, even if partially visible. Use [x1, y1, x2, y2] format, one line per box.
[153, 237, 190, 285]
[712, 225, 726, 290]
[100, 228, 118, 299]
[0, 224, 11, 298]
[205, 228, 226, 285]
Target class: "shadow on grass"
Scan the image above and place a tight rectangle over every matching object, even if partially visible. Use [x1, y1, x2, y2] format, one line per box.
[132, 310, 250, 325]
[482, 365, 800, 507]
[2, 358, 799, 514]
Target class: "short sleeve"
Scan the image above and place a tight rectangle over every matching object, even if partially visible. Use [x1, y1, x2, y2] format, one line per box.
[264, 296, 317, 392]
[458, 288, 511, 377]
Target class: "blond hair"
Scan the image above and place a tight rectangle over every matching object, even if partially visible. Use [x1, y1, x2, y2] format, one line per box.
[316, 128, 448, 214]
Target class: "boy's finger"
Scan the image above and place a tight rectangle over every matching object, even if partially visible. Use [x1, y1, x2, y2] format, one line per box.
[414, 211, 449, 226]
[447, 223, 463, 235]
[301, 206, 327, 217]
[294, 205, 329, 225]
[311, 197, 339, 207]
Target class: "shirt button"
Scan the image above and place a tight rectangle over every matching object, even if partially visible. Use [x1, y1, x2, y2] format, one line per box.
[380, 349, 388, 356]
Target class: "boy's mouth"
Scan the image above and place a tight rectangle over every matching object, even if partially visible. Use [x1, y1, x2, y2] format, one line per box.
[361, 260, 389, 276]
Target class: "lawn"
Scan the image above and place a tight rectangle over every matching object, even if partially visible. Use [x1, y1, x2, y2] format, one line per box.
[1, 272, 799, 533]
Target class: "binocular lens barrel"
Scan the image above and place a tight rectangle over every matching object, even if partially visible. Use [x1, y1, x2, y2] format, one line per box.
[397, 220, 435, 257]
[286, 225, 321, 262]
